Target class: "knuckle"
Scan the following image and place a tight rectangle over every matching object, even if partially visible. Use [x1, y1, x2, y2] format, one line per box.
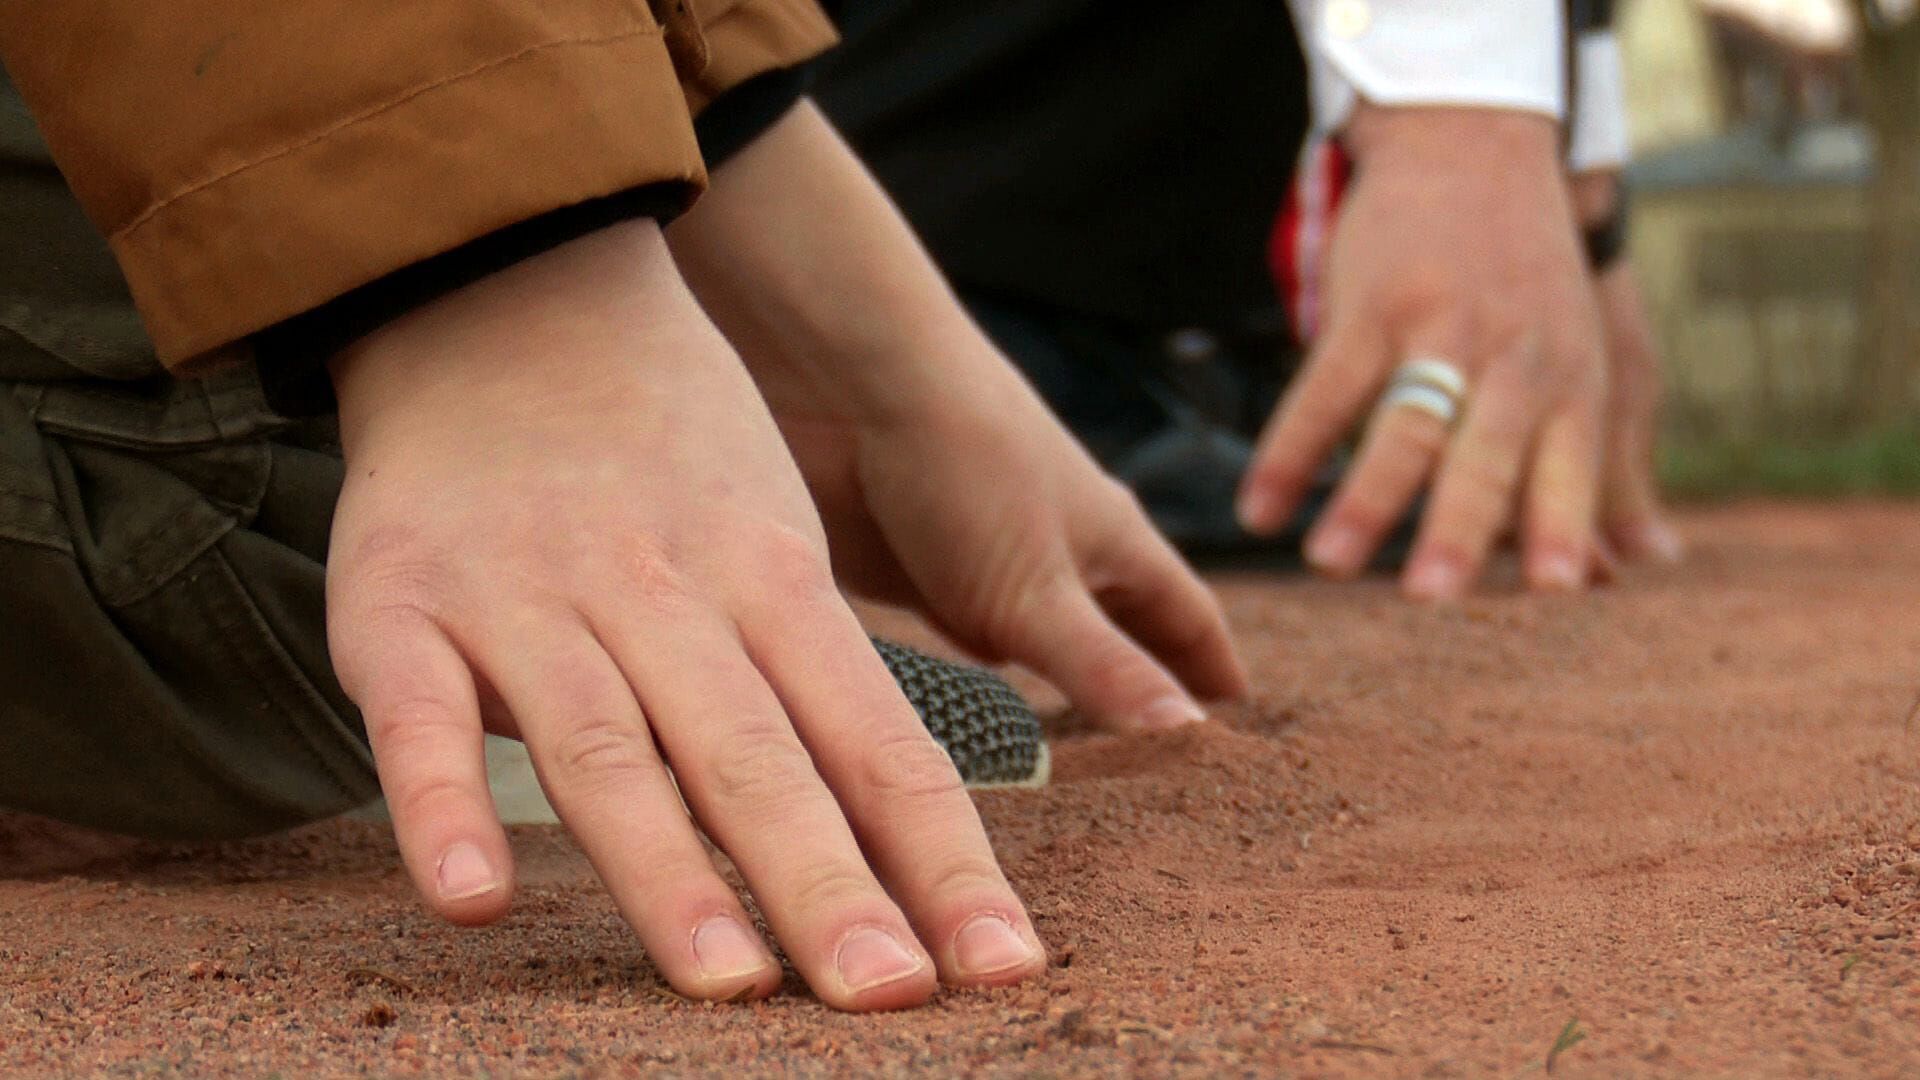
[336, 525, 456, 606]
[859, 733, 966, 802]
[786, 862, 881, 917]
[706, 726, 818, 811]
[611, 537, 703, 613]
[362, 696, 467, 757]
[548, 715, 656, 795]
[744, 522, 837, 606]
[924, 863, 1012, 907]
[387, 772, 476, 828]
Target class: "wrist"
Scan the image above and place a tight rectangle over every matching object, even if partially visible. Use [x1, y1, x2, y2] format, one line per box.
[1343, 102, 1560, 173]
[330, 218, 684, 456]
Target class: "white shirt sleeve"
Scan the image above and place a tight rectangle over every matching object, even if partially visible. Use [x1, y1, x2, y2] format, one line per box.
[1566, 29, 1631, 171]
[1287, 0, 1568, 136]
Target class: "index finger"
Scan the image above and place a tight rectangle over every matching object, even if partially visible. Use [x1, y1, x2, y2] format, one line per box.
[1082, 513, 1249, 701]
[329, 609, 515, 927]
[1237, 318, 1390, 535]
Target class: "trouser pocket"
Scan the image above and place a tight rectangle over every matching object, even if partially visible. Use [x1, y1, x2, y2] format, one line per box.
[0, 378, 377, 839]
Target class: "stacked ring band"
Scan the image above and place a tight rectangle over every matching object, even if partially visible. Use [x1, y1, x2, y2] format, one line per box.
[1378, 356, 1469, 428]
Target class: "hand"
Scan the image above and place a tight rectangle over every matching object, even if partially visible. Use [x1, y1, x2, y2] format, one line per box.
[1237, 105, 1609, 601]
[1568, 171, 1684, 566]
[325, 220, 1044, 1011]
[1592, 259, 1682, 563]
[669, 102, 1248, 729]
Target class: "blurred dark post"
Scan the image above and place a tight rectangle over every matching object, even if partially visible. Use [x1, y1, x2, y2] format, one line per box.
[1851, 0, 1920, 421]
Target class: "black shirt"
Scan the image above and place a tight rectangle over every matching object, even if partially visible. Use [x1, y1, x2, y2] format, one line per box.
[815, 0, 1310, 333]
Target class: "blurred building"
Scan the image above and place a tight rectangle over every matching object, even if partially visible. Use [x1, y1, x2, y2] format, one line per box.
[1620, 0, 1916, 440]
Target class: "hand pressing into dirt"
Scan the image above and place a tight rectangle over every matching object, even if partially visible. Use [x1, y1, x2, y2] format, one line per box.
[669, 102, 1249, 730]
[1237, 104, 1609, 601]
[325, 220, 1045, 1011]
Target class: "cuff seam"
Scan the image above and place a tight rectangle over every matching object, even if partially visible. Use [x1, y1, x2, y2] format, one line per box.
[111, 24, 664, 246]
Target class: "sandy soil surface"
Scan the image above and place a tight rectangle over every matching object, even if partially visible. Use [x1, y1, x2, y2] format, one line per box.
[7, 501, 1920, 1078]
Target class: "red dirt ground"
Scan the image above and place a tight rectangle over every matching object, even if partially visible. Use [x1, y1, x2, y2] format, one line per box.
[7, 501, 1920, 1077]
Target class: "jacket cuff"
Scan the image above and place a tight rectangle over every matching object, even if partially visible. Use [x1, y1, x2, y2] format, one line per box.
[252, 184, 689, 416]
[112, 26, 706, 372]
[681, 0, 840, 112]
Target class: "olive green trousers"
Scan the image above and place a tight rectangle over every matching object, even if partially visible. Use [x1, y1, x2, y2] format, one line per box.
[1, 70, 380, 839]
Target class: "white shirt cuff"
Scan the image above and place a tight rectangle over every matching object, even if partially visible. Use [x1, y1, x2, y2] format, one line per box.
[1288, 0, 1568, 136]
[1567, 31, 1630, 171]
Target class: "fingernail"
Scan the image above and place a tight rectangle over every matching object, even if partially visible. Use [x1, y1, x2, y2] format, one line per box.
[435, 841, 501, 902]
[952, 914, 1038, 978]
[692, 916, 771, 982]
[1534, 552, 1584, 591]
[1406, 559, 1463, 602]
[836, 928, 925, 993]
[1306, 524, 1364, 574]
[1139, 695, 1206, 730]
[1236, 488, 1277, 533]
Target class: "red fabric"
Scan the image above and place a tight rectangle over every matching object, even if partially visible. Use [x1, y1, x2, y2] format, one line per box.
[1269, 138, 1352, 347]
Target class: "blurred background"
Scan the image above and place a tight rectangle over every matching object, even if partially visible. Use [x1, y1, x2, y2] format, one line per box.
[1619, 0, 1920, 494]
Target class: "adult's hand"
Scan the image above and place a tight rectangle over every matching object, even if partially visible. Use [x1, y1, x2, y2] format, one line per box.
[669, 102, 1248, 730]
[326, 219, 1045, 1011]
[1593, 259, 1683, 563]
[1570, 171, 1684, 565]
[1237, 104, 1609, 600]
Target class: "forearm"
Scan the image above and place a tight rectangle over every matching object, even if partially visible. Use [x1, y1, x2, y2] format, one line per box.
[667, 100, 1019, 427]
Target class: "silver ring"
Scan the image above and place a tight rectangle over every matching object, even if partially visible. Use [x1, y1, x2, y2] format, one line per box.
[1377, 382, 1460, 427]
[1378, 356, 1469, 428]
[1394, 356, 1468, 401]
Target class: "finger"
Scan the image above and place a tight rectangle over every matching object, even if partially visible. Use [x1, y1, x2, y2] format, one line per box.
[329, 609, 514, 927]
[475, 616, 782, 1003]
[1599, 387, 1682, 563]
[1002, 567, 1205, 731]
[1600, 370, 1684, 565]
[737, 581, 1047, 989]
[1080, 510, 1249, 700]
[1596, 267, 1685, 564]
[1402, 352, 1542, 601]
[1522, 403, 1602, 592]
[1605, 488, 1684, 565]
[1304, 389, 1451, 579]
[592, 596, 937, 1012]
[1237, 318, 1391, 534]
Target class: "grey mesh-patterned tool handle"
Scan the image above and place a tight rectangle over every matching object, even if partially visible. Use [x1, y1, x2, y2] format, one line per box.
[871, 638, 1049, 789]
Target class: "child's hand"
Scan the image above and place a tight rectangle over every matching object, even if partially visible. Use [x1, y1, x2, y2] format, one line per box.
[325, 220, 1044, 1011]
[671, 103, 1248, 730]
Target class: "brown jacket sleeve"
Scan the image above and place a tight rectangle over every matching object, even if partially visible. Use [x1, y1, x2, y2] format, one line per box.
[0, 0, 836, 372]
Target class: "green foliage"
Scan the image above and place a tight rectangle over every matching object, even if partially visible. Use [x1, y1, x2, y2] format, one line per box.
[1660, 424, 1920, 498]
[1545, 1016, 1587, 1075]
